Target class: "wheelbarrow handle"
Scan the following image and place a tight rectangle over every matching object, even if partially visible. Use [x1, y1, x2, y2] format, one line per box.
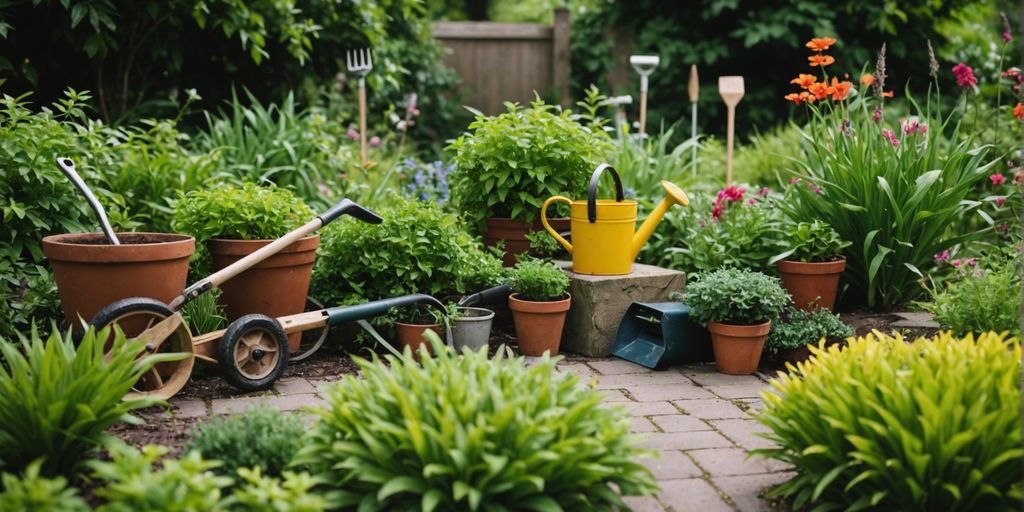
[325, 294, 446, 326]
[319, 198, 382, 226]
[457, 284, 511, 307]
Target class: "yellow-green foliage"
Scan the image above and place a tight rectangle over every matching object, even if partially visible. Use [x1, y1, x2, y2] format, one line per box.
[755, 331, 1022, 511]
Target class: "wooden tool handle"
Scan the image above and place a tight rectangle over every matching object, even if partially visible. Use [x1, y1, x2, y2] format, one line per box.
[358, 84, 367, 164]
[639, 90, 648, 135]
[725, 106, 735, 187]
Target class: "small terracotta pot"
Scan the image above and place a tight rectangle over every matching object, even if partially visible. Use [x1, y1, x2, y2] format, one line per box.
[394, 321, 443, 355]
[208, 235, 319, 353]
[42, 232, 194, 329]
[484, 217, 570, 267]
[508, 293, 571, 356]
[777, 258, 845, 311]
[779, 345, 811, 366]
[707, 319, 771, 375]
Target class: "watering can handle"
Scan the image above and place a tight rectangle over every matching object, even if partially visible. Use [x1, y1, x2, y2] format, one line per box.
[587, 163, 624, 223]
[541, 196, 573, 254]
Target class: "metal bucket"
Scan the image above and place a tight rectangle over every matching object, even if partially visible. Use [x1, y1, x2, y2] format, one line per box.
[452, 307, 495, 352]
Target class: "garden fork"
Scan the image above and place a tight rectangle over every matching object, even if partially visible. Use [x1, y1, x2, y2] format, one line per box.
[346, 48, 373, 164]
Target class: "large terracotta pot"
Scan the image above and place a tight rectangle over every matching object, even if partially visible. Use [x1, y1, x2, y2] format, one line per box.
[777, 258, 846, 311]
[508, 293, 571, 356]
[208, 235, 318, 353]
[484, 217, 570, 267]
[394, 321, 443, 356]
[708, 319, 771, 375]
[42, 232, 194, 330]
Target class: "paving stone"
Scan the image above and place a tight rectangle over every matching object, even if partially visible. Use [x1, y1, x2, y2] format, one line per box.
[210, 396, 269, 415]
[310, 380, 336, 394]
[626, 383, 716, 402]
[170, 399, 207, 419]
[713, 472, 795, 512]
[710, 419, 775, 450]
[622, 495, 665, 512]
[638, 431, 733, 451]
[650, 414, 713, 433]
[688, 448, 789, 476]
[630, 417, 659, 433]
[267, 393, 324, 412]
[611, 401, 679, 417]
[589, 359, 654, 375]
[274, 378, 317, 395]
[891, 311, 940, 329]
[639, 450, 702, 480]
[681, 365, 765, 387]
[737, 398, 766, 415]
[594, 371, 694, 390]
[600, 389, 633, 403]
[557, 362, 599, 379]
[671, 399, 747, 420]
[657, 478, 733, 512]
[704, 382, 773, 400]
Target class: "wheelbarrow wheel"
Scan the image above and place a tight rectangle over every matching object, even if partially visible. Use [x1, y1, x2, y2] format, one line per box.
[219, 314, 289, 392]
[291, 296, 328, 362]
[89, 297, 195, 400]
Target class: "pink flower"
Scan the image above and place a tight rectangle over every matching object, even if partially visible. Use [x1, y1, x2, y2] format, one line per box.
[347, 127, 359, 140]
[789, 177, 800, 185]
[812, 185, 822, 194]
[991, 173, 1006, 186]
[995, 197, 1006, 206]
[718, 186, 745, 202]
[756, 187, 771, 197]
[871, 106, 883, 122]
[952, 63, 977, 88]
[1015, 170, 1024, 184]
[747, 198, 756, 205]
[370, 136, 381, 147]
[998, 222, 1009, 232]
[900, 118, 926, 135]
[934, 250, 950, 262]
[882, 129, 900, 147]
[951, 259, 963, 268]
[964, 258, 977, 267]
[1005, 31, 1013, 43]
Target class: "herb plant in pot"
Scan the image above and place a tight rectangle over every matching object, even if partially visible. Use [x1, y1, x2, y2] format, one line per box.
[393, 303, 456, 355]
[687, 268, 790, 375]
[769, 221, 850, 311]
[508, 258, 571, 356]
[447, 99, 610, 266]
[173, 183, 316, 352]
[764, 307, 853, 366]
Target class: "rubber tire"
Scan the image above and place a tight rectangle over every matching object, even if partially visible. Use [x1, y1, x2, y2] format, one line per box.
[90, 297, 174, 333]
[218, 314, 289, 392]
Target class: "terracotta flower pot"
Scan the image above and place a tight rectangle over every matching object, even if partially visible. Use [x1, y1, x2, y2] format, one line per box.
[484, 217, 570, 267]
[42, 232, 194, 330]
[777, 258, 845, 311]
[394, 321, 443, 355]
[708, 319, 771, 375]
[779, 344, 812, 367]
[207, 235, 318, 353]
[508, 293, 571, 356]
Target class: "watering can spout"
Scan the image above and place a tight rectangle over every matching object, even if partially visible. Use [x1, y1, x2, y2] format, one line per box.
[631, 181, 689, 260]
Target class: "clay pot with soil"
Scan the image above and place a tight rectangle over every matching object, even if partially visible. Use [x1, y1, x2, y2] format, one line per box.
[508, 258, 571, 356]
[484, 217, 570, 267]
[770, 221, 851, 312]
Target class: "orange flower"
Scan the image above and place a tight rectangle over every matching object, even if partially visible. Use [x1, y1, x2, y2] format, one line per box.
[790, 74, 818, 89]
[808, 81, 831, 100]
[784, 92, 805, 105]
[1014, 102, 1024, 119]
[881, 90, 894, 98]
[808, 54, 836, 67]
[806, 37, 837, 52]
[860, 74, 876, 86]
[830, 78, 853, 101]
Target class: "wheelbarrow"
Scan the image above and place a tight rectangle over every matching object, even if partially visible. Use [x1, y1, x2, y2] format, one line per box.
[89, 197, 385, 399]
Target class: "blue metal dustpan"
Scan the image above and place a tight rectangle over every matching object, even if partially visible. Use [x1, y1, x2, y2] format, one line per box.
[612, 302, 713, 369]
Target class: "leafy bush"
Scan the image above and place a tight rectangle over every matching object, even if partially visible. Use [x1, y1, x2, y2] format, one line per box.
[763, 307, 853, 354]
[89, 443, 232, 512]
[0, 326, 177, 476]
[181, 288, 226, 335]
[755, 331, 1023, 511]
[510, 258, 570, 301]
[448, 99, 611, 229]
[686, 268, 790, 325]
[293, 334, 658, 510]
[923, 260, 1021, 337]
[231, 467, 327, 512]
[769, 220, 850, 264]
[173, 183, 314, 242]
[187, 406, 305, 479]
[0, 460, 88, 512]
[312, 197, 504, 306]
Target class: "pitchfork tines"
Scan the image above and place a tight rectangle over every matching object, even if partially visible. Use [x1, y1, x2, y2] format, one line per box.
[346, 48, 373, 81]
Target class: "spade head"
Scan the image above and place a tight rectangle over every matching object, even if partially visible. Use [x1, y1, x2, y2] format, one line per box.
[630, 55, 660, 76]
[718, 76, 745, 107]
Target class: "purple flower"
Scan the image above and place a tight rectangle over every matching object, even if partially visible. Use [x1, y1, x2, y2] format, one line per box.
[370, 136, 381, 147]
[934, 250, 950, 262]
[882, 129, 900, 147]
[347, 127, 359, 140]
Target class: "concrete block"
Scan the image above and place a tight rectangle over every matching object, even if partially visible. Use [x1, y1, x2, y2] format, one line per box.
[555, 260, 685, 357]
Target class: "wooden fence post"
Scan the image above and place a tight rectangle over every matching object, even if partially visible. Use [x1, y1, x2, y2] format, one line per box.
[553, 8, 571, 107]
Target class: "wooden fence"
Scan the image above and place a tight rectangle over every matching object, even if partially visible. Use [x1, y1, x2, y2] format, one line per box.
[433, 9, 570, 115]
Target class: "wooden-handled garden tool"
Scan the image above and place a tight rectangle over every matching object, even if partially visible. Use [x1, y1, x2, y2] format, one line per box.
[55, 157, 120, 245]
[346, 48, 373, 165]
[718, 76, 745, 186]
[630, 55, 659, 136]
[688, 65, 699, 177]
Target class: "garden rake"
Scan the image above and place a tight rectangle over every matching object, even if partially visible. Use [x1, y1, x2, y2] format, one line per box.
[346, 48, 373, 165]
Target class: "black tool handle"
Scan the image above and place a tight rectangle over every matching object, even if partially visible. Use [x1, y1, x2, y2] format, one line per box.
[587, 163, 624, 223]
[457, 284, 512, 307]
[318, 198, 383, 226]
[326, 294, 446, 326]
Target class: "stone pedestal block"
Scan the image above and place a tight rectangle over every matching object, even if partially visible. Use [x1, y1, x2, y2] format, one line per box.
[555, 261, 686, 357]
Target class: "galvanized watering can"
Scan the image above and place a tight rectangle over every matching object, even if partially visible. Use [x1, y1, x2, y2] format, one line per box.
[540, 164, 689, 275]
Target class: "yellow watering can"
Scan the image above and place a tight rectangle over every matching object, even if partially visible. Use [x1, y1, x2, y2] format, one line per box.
[541, 164, 689, 275]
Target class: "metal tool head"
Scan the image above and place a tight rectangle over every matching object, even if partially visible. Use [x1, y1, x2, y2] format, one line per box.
[345, 48, 373, 76]
[629, 55, 660, 75]
[599, 95, 633, 107]
[718, 76, 745, 107]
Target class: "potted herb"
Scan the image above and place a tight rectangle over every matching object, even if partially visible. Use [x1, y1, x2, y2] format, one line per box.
[764, 307, 853, 365]
[686, 268, 790, 375]
[173, 183, 315, 352]
[393, 303, 458, 355]
[769, 220, 850, 311]
[447, 100, 610, 266]
[508, 258, 571, 356]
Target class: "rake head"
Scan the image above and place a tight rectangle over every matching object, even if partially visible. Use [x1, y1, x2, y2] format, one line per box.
[346, 48, 373, 76]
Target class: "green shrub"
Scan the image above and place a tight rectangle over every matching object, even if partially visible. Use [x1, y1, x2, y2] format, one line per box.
[0, 460, 88, 512]
[923, 260, 1021, 337]
[510, 258, 569, 301]
[685, 268, 790, 325]
[0, 326, 178, 476]
[230, 467, 327, 512]
[173, 183, 315, 242]
[755, 331, 1023, 511]
[187, 406, 305, 479]
[293, 334, 658, 510]
[770, 220, 850, 264]
[181, 288, 227, 335]
[90, 442, 232, 512]
[448, 99, 611, 229]
[763, 307, 853, 354]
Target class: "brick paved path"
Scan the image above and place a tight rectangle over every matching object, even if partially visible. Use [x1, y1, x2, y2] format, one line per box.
[169, 358, 791, 511]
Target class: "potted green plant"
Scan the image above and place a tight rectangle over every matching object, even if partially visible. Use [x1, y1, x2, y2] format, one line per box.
[173, 183, 315, 352]
[393, 303, 458, 355]
[508, 258, 571, 356]
[447, 99, 610, 266]
[764, 307, 853, 365]
[769, 220, 850, 311]
[686, 268, 790, 375]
